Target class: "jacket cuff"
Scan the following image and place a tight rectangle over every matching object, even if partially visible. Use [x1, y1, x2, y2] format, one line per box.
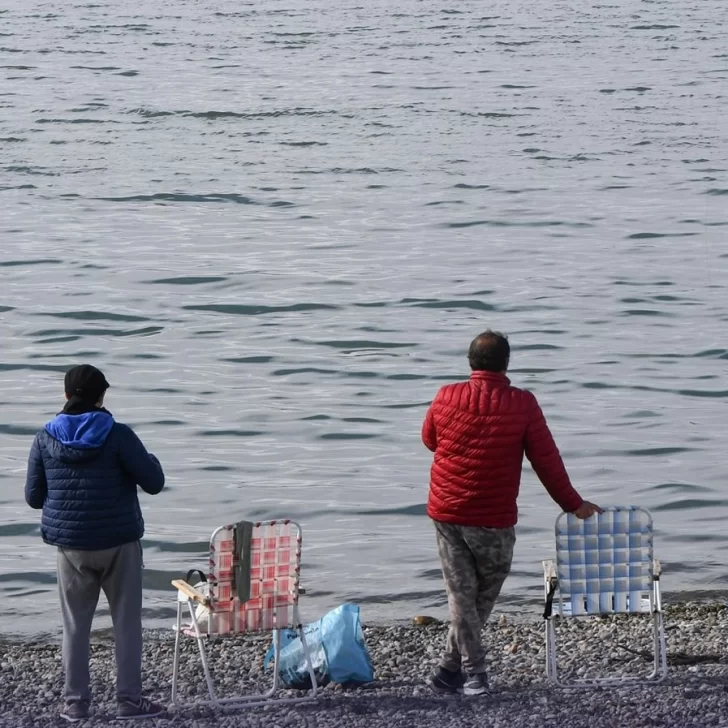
[564, 495, 584, 513]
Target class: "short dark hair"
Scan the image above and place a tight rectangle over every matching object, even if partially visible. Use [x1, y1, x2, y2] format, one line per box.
[468, 330, 510, 372]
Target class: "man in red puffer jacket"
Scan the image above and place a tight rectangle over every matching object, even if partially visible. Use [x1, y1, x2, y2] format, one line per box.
[423, 330, 601, 697]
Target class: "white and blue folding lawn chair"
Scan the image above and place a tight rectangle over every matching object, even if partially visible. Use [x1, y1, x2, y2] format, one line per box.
[542, 506, 668, 686]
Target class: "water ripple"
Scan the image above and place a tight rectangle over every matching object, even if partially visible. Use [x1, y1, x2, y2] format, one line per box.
[1, 0, 727, 634]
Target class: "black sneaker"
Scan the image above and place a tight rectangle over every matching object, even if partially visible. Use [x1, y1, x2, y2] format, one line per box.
[428, 666, 466, 694]
[60, 700, 90, 723]
[117, 697, 167, 719]
[462, 671, 490, 696]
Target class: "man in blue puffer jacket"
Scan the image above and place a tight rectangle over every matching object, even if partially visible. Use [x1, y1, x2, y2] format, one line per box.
[25, 364, 166, 723]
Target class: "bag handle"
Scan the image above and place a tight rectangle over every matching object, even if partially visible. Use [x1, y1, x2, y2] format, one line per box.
[185, 568, 207, 584]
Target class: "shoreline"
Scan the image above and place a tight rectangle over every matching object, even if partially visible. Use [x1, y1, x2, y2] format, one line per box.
[1, 601, 727, 727]
[4, 591, 728, 643]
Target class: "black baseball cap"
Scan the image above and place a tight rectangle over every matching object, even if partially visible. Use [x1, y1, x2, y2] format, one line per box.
[64, 364, 110, 403]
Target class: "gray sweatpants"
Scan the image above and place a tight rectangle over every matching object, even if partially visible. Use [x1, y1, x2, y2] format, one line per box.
[434, 521, 516, 675]
[57, 540, 143, 702]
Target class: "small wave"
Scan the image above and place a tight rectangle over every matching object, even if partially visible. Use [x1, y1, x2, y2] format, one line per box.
[4, 165, 57, 176]
[32, 326, 163, 338]
[146, 276, 228, 285]
[141, 539, 209, 553]
[626, 446, 696, 456]
[0, 258, 61, 267]
[653, 498, 728, 512]
[0, 424, 40, 436]
[678, 388, 728, 398]
[514, 343, 563, 351]
[184, 303, 338, 316]
[272, 367, 377, 379]
[646, 482, 713, 494]
[222, 356, 275, 364]
[318, 432, 380, 440]
[0, 523, 40, 537]
[621, 309, 674, 317]
[280, 141, 328, 147]
[34, 311, 149, 323]
[630, 24, 680, 30]
[400, 298, 496, 312]
[347, 589, 445, 605]
[0, 572, 54, 585]
[128, 108, 178, 118]
[695, 349, 728, 359]
[354, 503, 427, 516]
[95, 193, 258, 204]
[380, 401, 432, 410]
[36, 118, 114, 124]
[198, 429, 266, 437]
[312, 339, 414, 350]
[459, 111, 517, 118]
[293, 167, 401, 175]
[441, 219, 591, 229]
[627, 232, 698, 239]
[186, 108, 338, 120]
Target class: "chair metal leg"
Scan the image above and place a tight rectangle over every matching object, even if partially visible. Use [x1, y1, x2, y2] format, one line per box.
[545, 618, 559, 685]
[295, 604, 318, 698]
[216, 626, 318, 709]
[171, 601, 183, 706]
[188, 602, 219, 706]
[657, 611, 668, 679]
[647, 610, 668, 682]
[647, 578, 668, 682]
[171, 603, 318, 709]
[270, 629, 281, 694]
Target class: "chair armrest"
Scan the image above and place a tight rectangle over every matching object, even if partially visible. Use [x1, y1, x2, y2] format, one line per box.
[543, 559, 557, 579]
[172, 579, 210, 606]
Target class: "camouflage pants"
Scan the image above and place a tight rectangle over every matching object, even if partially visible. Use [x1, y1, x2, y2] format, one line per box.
[434, 521, 516, 674]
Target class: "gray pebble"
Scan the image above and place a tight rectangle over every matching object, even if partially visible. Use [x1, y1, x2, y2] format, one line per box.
[0, 602, 726, 728]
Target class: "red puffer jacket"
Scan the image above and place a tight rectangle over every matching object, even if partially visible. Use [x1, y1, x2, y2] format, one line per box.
[422, 371, 582, 528]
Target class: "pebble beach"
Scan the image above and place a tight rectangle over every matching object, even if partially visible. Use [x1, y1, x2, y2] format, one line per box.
[1, 602, 726, 728]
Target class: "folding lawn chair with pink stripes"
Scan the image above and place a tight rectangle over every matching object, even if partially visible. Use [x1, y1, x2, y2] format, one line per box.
[171, 519, 317, 708]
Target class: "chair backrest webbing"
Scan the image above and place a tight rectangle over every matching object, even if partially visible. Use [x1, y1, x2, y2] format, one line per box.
[206, 520, 301, 636]
[556, 506, 653, 616]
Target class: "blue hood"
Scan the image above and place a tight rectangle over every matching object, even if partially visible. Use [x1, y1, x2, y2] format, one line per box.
[45, 412, 115, 450]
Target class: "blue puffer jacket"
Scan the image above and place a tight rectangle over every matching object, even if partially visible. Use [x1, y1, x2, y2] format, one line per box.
[25, 411, 165, 550]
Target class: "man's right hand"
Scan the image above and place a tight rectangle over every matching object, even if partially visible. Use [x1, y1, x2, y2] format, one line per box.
[572, 501, 603, 519]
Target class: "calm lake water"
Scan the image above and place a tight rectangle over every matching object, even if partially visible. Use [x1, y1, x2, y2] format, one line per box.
[1, 0, 727, 635]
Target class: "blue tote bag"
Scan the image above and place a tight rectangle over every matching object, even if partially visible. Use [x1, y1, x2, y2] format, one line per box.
[264, 603, 374, 689]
